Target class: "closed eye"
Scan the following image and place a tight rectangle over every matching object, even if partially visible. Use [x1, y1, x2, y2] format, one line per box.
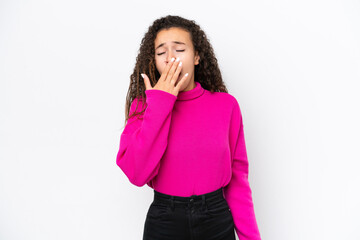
[157, 50, 185, 56]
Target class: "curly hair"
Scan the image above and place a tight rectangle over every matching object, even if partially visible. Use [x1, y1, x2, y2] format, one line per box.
[122, 15, 228, 128]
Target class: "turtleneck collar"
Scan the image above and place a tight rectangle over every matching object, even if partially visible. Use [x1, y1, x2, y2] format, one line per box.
[177, 81, 205, 101]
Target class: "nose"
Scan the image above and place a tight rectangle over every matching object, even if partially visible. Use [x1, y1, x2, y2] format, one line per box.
[166, 53, 177, 64]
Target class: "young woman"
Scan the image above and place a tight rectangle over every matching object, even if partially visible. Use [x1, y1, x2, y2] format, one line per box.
[116, 15, 262, 240]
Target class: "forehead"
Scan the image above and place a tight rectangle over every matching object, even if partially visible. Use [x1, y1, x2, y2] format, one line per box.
[154, 27, 192, 47]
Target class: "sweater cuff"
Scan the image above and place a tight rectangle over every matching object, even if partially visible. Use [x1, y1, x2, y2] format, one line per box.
[145, 89, 177, 108]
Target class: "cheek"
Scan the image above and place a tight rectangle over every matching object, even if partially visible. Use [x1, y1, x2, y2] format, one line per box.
[182, 61, 192, 71]
[181, 56, 194, 67]
[154, 59, 163, 73]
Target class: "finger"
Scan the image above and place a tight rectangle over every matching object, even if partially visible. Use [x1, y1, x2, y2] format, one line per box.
[166, 57, 181, 82]
[161, 57, 176, 81]
[174, 72, 189, 90]
[141, 73, 152, 90]
[171, 60, 183, 85]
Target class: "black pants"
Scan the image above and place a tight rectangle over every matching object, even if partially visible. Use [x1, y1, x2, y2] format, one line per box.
[143, 187, 236, 240]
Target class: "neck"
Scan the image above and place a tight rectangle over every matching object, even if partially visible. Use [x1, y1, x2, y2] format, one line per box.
[177, 81, 204, 101]
[183, 80, 196, 92]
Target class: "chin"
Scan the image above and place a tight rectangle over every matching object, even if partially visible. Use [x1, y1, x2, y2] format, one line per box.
[180, 81, 190, 91]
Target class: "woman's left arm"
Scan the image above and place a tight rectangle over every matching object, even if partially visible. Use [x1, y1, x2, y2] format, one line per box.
[223, 98, 262, 240]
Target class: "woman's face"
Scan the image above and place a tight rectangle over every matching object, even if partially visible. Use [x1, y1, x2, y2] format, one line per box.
[154, 27, 200, 90]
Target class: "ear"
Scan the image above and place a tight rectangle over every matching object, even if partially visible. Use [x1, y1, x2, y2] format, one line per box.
[194, 51, 200, 65]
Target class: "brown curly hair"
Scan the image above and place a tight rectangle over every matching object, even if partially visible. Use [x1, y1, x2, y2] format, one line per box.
[122, 15, 229, 129]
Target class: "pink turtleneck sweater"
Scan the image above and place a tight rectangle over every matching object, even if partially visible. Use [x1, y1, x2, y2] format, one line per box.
[116, 81, 261, 239]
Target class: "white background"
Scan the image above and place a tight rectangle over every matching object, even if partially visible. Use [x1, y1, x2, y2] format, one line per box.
[1, 0, 359, 239]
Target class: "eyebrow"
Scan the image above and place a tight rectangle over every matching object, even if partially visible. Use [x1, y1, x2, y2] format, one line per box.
[155, 41, 186, 50]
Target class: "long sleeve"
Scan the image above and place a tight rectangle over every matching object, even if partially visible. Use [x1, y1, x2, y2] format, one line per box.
[223, 98, 262, 240]
[116, 89, 177, 187]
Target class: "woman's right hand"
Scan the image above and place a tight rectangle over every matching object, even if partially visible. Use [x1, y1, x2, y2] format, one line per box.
[141, 57, 189, 97]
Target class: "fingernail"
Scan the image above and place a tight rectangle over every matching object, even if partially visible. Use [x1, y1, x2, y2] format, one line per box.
[171, 57, 175, 62]
[185, 73, 188, 77]
[141, 73, 145, 79]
